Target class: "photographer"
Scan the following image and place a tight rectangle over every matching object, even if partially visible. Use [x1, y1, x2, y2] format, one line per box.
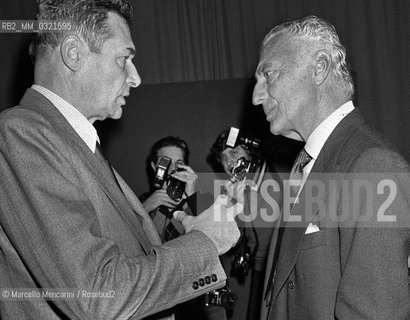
[141, 136, 198, 241]
[141, 136, 227, 320]
[211, 129, 281, 320]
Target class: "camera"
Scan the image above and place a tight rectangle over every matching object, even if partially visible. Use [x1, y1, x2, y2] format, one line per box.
[204, 285, 237, 310]
[226, 127, 260, 157]
[231, 157, 256, 181]
[166, 168, 186, 201]
[226, 127, 263, 184]
[232, 238, 252, 277]
[153, 156, 186, 201]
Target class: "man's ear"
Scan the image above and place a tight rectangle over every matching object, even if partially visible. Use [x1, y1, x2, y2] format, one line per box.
[60, 35, 84, 71]
[313, 49, 331, 86]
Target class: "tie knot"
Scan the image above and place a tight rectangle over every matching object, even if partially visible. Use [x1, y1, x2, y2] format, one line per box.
[295, 148, 312, 169]
[95, 142, 107, 162]
[289, 148, 312, 186]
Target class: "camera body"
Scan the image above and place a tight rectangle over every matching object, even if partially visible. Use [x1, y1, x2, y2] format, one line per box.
[231, 157, 256, 181]
[226, 127, 260, 157]
[204, 285, 237, 310]
[226, 127, 262, 183]
[232, 238, 252, 277]
[153, 156, 185, 201]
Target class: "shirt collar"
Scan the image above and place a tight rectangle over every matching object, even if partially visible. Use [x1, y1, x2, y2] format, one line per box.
[305, 101, 355, 161]
[31, 85, 100, 152]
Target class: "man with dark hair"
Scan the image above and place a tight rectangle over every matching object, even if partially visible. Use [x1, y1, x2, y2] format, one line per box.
[0, 1, 242, 319]
[254, 16, 410, 319]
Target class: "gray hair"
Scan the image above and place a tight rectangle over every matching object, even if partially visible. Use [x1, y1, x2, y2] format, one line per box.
[31, 0, 133, 59]
[262, 16, 354, 100]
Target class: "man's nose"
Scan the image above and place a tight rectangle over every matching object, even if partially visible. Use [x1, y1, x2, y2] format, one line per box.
[126, 62, 141, 88]
[252, 82, 268, 106]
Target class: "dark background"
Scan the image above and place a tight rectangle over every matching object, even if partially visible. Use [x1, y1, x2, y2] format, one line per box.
[1, 0, 410, 196]
[1, 1, 410, 318]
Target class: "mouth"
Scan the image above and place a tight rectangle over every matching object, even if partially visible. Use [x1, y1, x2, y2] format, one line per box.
[118, 93, 129, 106]
[265, 108, 277, 122]
[118, 97, 126, 106]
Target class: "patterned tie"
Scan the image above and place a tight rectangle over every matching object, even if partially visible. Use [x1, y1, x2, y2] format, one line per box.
[263, 148, 312, 315]
[288, 148, 312, 198]
[158, 206, 181, 242]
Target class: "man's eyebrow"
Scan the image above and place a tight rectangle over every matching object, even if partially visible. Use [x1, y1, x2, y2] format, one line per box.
[255, 63, 266, 75]
[126, 47, 136, 55]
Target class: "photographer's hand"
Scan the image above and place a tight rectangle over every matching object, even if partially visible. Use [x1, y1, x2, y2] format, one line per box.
[173, 194, 243, 255]
[142, 189, 179, 213]
[222, 178, 255, 205]
[171, 164, 198, 196]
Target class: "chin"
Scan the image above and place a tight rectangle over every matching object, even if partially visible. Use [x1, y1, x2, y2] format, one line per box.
[110, 107, 123, 120]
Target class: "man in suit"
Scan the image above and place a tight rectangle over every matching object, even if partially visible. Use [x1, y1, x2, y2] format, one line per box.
[0, 1, 242, 319]
[252, 16, 410, 319]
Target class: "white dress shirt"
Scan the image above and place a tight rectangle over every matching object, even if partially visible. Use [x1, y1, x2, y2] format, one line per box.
[31, 84, 100, 152]
[302, 101, 355, 185]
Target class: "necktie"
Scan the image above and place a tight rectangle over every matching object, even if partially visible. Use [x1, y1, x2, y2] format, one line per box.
[95, 143, 121, 188]
[288, 148, 312, 198]
[263, 148, 312, 313]
[158, 206, 181, 242]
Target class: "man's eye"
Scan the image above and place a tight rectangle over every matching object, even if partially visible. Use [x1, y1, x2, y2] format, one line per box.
[264, 70, 273, 79]
[117, 56, 129, 67]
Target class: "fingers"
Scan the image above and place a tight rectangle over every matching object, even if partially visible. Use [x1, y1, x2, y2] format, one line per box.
[176, 164, 195, 173]
[171, 166, 198, 197]
[173, 210, 187, 222]
[223, 179, 255, 205]
[152, 189, 179, 207]
[173, 210, 193, 232]
[226, 202, 244, 219]
[214, 194, 230, 206]
[172, 164, 198, 182]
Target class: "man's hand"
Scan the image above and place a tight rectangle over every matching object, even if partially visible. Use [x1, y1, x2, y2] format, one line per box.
[173, 194, 243, 255]
[142, 189, 179, 213]
[171, 164, 198, 196]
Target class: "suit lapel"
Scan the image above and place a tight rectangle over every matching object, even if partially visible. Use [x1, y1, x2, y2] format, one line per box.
[20, 89, 152, 254]
[269, 109, 366, 306]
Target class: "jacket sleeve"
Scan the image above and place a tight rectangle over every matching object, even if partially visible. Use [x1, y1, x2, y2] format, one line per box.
[0, 109, 226, 319]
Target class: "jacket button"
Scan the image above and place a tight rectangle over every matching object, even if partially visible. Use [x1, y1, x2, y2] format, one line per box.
[211, 274, 218, 282]
[192, 281, 199, 290]
[199, 278, 205, 286]
[288, 280, 294, 289]
[205, 276, 211, 284]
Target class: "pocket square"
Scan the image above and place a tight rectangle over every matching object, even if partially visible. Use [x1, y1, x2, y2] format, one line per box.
[305, 222, 320, 234]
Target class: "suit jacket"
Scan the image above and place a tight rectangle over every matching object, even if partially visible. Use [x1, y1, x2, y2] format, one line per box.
[261, 110, 410, 320]
[0, 89, 226, 319]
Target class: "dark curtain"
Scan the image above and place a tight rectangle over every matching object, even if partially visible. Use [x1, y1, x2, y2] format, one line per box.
[131, 0, 259, 83]
[1, 0, 410, 160]
[1, 2, 410, 320]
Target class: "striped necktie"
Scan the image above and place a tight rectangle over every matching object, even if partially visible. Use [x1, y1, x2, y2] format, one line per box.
[289, 148, 312, 198]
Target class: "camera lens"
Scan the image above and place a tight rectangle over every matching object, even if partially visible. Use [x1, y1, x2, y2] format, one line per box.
[166, 170, 185, 201]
